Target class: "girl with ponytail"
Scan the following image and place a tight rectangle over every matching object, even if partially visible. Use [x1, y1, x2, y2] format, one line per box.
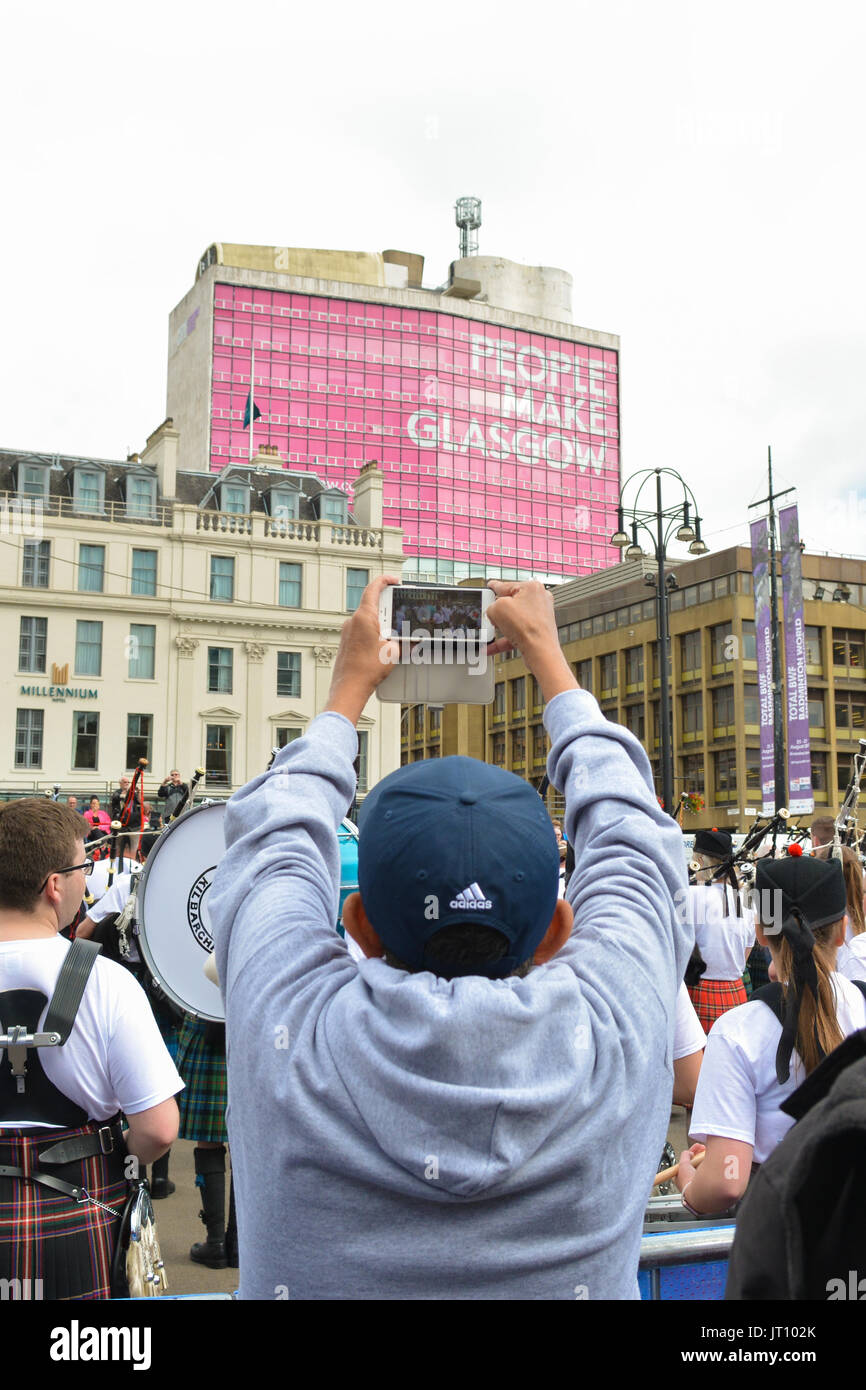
[673, 854, 866, 1216]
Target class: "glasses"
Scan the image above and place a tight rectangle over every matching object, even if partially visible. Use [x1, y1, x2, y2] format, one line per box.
[38, 858, 94, 894]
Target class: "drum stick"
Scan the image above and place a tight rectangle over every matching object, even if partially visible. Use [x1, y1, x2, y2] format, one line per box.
[653, 1149, 706, 1187]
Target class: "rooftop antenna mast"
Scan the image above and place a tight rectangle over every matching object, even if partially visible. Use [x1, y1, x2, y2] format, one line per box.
[455, 196, 482, 258]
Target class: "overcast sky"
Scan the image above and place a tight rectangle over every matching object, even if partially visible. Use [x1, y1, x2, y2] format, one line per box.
[3, 0, 864, 569]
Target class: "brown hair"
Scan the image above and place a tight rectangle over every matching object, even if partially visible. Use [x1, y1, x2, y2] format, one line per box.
[770, 919, 845, 1074]
[813, 844, 865, 936]
[810, 815, 836, 847]
[0, 800, 89, 912]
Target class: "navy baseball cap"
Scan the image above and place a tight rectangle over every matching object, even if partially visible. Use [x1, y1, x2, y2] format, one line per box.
[357, 756, 560, 979]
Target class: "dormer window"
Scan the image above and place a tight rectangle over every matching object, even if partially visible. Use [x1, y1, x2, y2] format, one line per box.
[269, 488, 298, 522]
[318, 493, 347, 524]
[74, 469, 104, 514]
[126, 474, 157, 519]
[18, 464, 48, 500]
[221, 483, 250, 515]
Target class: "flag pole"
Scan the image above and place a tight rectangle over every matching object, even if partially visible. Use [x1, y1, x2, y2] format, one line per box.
[249, 338, 255, 464]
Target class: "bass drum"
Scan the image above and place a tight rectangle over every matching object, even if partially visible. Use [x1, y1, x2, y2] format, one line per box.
[137, 801, 226, 1022]
[137, 803, 362, 1021]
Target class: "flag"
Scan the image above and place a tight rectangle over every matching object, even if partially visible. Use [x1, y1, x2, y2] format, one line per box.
[242, 393, 262, 430]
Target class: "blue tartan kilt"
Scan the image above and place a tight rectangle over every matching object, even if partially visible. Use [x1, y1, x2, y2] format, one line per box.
[174, 1015, 228, 1144]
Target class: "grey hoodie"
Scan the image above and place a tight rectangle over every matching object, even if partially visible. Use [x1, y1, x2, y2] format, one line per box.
[209, 688, 691, 1299]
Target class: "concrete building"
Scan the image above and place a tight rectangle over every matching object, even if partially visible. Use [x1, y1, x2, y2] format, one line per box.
[165, 239, 621, 584]
[0, 429, 403, 803]
[404, 546, 866, 833]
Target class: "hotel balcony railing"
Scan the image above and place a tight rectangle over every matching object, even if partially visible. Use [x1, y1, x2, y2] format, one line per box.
[2, 493, 174, 528]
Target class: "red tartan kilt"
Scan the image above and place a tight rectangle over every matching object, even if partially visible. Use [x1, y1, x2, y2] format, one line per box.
[687, 977, 748, 1033]
[0, 1122, 128, 1300]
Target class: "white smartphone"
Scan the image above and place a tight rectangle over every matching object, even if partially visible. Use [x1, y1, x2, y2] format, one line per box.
[376, 584, 496, 705]
[379, 584, 495, 646]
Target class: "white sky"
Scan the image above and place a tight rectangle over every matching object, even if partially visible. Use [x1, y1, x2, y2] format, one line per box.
[3, 0, 864, 568]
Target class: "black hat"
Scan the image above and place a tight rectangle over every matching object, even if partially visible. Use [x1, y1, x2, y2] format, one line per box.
[755, 856, 847, 1082]
[694, 828, 732, 858]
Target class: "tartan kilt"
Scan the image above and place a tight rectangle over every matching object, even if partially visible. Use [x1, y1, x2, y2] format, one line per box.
[175, 1015, 228, 1144]
[0, 1122, 128, 1300]
[687, 977, 748, 1032]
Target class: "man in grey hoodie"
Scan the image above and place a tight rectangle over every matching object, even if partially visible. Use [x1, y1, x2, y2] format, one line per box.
[208, 576, 691, 1299]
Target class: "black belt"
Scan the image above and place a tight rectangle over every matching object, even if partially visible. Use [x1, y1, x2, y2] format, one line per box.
[38, 1122, 124, 1165]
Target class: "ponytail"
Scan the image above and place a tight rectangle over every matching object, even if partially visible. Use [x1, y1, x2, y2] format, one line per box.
[775, 920, 845, 1075]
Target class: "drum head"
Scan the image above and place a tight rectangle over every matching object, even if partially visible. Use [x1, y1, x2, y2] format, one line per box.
[137, 802, 226, 1021]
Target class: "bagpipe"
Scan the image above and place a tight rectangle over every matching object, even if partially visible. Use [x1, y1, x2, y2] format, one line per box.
[688, 808, 792, 887]
[832, 738, 866, 865]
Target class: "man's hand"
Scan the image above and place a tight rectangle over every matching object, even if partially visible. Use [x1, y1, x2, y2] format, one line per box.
[324, 574, 401, 726]
[486, 579, 579, 704]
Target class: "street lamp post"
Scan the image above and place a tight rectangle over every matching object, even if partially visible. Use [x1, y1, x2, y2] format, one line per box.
[611, 468, 709, 816]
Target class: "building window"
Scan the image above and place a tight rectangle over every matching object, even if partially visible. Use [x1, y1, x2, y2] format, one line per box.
[277, 652, 301, 698]
[680, 630, 702, 675]
[744, 685, 760, 726]
[221, 484, 249, 515]
[208, 647, 233, 694]
[625, 704, 645, 742]
[429, 706, 442, 733]
[711, 622, 733, 667]
[346, 568, 368, 612]
[19, 464, 48, 499]
[75, 620, 102, 676]
[320, 495, 347, 524]
[533, 724, 547, 764]
[73, 711, 99, 770]
[511, 676, 526, 716]
[78, 544, 105, 593]
[811, 752, 828, 797]
[651, 643, 672, 681]
[493, 682, 506, 720]
[625, 646, 644, 687]
[127, 713, 153, 766]
[19, 616, 47, 672]
[804, 625, 822, 667]
[15, 709, 43, 767]
[492, 732, 506, 766]
[74, 469, 104, 514]
[276, 727, 303, 748]
[205, 725, 232, 785]
[131, 549, 157, 596]
[278, 562, 302, 607]
[512, 728, 526, 767]
[741, 620, 756, 661]
[745, 749, 761, 793]
[808, 691, 826, 732]
[712, 686, 735, 730]
[833, 629, 865, 669]
[682, 752, 705, 797]
[127, 476, 157, 519]
[270, 489, 298, 521]
[714, 749, 738, 799]
[22, 540, 49, 588]
[210, 556, 235, 602]
[128, 624, 155, 680]
[413, 705, 424, 739]
[835, 693, 866, 735]
[355, 731, 369, 793]
[600, 652, 618, 695]
[577, 658, 593, 692]
[681, 691, 703, 737]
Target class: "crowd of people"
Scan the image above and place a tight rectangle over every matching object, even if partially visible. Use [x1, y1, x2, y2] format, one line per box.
[1, 580, 864, 1301]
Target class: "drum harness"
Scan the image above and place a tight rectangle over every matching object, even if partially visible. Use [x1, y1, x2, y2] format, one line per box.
[0, 939, 126, 1212]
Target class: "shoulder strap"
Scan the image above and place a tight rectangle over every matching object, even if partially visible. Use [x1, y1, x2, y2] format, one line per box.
[751, 981, 785, 1022]
[43, 938, 102, 1044]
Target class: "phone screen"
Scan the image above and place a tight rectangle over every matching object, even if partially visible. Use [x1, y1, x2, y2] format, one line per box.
[389, 587, 487, 640]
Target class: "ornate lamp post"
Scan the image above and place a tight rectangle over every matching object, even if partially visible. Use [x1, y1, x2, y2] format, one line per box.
[611, 469, 709, 815]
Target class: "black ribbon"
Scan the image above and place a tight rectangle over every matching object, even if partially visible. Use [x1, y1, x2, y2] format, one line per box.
[774, 908, 824, 1083]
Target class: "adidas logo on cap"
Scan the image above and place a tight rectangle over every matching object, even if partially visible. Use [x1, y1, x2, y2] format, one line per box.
[449, 882, 493, 911]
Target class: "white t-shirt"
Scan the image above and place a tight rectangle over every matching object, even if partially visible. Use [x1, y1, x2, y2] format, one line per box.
[689, 972, 866, 1163]
[674, 982, 706, 1060]
[86, 872, 141, 963]
[839, 934, 866, 981]
[686, 884, 755, 979]
[87, 858, 136, 903]
[0, 936, 183, 1128]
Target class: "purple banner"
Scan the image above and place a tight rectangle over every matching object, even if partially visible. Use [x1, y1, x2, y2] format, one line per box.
[750, 517, 775, 814]
[780, 505, 814, 814]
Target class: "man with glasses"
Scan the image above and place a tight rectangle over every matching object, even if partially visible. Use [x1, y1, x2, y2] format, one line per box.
[0, 798, 182, 1299]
